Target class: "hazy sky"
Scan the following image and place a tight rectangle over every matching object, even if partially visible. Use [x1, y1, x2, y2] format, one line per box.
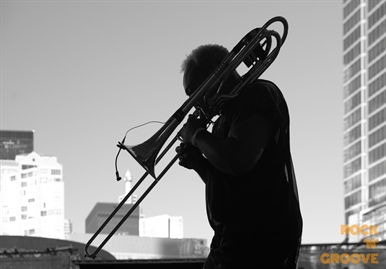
[1, 0, 344, 245]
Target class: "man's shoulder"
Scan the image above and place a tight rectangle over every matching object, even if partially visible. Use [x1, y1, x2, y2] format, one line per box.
[246, 79, 280, 91]
[240, 79, 281, 99]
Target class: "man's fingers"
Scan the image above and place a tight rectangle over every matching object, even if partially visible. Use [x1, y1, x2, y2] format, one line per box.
[176, 143, 186, 154]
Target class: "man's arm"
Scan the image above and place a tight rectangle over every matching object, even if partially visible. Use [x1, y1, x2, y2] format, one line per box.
[193, 113, 273, 177]
[176, 143, 212, 184]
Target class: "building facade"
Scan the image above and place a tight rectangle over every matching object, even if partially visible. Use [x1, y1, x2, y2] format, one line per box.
[64, 218, 73, 239]
[0, 152, 65, 239]
[342, 0, 386, 242]
[85, 202, 141, 236]
[140, 214, 184, 239]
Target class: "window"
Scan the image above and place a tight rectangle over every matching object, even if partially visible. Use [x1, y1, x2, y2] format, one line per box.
[344, 75, 361, 99]
[369, 124, 386, 147]
[343, 140, 361, 162]
[369, 177, 386, 207]
[343, 9, 360, 35]
[40, 169, 48, 175]
[368, 54, 386, 80]
[368, 89, 386, 114]
[368, 18, 386, 46]
[22, 165, 36, 170]
[344, 0, 360, 20]
[368, 106, 386, 131]
[344, 157, 362, 178]
[368, 1, 386, 29]
[344, 91, 361, 115]
[343, 124, 361, 147]
[368, 70, 386, 97]
[369, 160, 386, 181]
[51, 169, 61, 175]
[344, 174, 362, 194]
[343, 26, 361, 51]
[345, 190, 361, 209]
[344, 108, 362, 131]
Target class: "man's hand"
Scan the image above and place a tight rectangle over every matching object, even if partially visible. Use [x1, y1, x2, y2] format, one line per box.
[176, 143, 204, 170]
[180, 112, 207, 145]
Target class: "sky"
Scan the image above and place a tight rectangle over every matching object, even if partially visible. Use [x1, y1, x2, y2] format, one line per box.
[1, 0, 345, 246]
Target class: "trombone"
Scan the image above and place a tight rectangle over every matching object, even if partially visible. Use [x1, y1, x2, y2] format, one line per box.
[84, 16, 288, 259]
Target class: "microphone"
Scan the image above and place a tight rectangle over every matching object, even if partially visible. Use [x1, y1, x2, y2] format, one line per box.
[115, 137, 126, 181]
[116, 171, 122, 181]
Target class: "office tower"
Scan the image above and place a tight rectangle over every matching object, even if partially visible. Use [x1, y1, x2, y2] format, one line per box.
[342, 0, 386, 242]
[0, 130, 34, 160]
[0, 152, 65, 239]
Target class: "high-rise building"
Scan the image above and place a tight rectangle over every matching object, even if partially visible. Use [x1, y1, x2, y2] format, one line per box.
[0, 130, 34, 160]
[0, 152, 65, 239]
[342, 0, 386, 242]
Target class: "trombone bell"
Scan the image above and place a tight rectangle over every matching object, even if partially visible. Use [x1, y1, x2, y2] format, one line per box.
[118, 116, 181, 179]
[118, 138, 158, 179]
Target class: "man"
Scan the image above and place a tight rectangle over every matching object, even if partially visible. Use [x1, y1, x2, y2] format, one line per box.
[177, 44, 302, 268]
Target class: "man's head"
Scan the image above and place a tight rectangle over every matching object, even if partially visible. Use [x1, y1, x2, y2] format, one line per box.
[181, 44, 229, 97]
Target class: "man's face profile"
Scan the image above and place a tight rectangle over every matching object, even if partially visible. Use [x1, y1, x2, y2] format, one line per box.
[183, 63, 207, 97]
